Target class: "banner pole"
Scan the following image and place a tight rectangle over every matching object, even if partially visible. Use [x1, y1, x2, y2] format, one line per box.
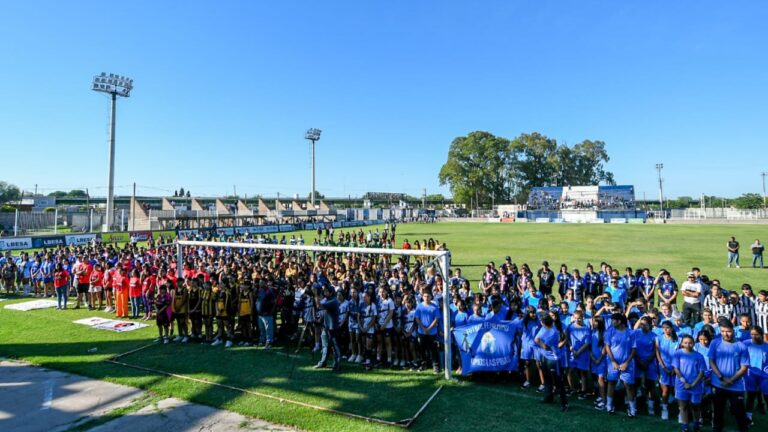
[440, 252, 452, 380]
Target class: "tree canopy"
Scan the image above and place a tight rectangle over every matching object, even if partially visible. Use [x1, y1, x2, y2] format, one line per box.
[0, 181, 21, 203]
[438, 131, 615, 206]
[48, 189, 88, 198]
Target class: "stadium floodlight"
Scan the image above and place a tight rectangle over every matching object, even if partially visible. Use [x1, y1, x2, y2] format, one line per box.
[304, 128, 322, 207]
[656, 163, 664, 219]
[92, 72, 133, 232]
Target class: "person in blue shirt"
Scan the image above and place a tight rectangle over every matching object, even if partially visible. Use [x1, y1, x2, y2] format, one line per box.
[604, 313, 638, 417]
[467, 302, 485, 324]
[708, 320, 750, 432]
[744, 326, 768, 424]
[520, 306, 542, 390]
[567, 269, 585, 302]
[673, 312, 693, 338]
[485, 297, 505, 323]
[453, 299, 469, 328]
[638, 268, 656, 305]
[633, 316, 659, 415]
[590, 315, 608, 410]
[30, 256, 42, 297]
[556, 264, 571, 299]
[602, 277, 627, 311]
[656, 271, 678, 308]
[735, 314, 753, 343]
[415, 290, 441, 373]
[402, 296, 419, 370]
[694, 308, 721, 338]
[619, 267, 637, 301]
[583, 264, 601, 299]
[523, 282, 543, 310]
[656, 320, 679, 420]
[673, 334, 707, 432]
[566, 310, 590, 398]
[535, 314, 569, 411]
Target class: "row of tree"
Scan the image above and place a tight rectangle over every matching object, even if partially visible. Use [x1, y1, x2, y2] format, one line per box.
[438, 131, 615, 206]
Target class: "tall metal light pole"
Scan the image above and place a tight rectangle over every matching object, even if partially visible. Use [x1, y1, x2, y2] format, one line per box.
[304, 128, 321, 207]
[761, 171, 767, 209]
[92, 72, 133, 232]
[656, 163, 664, 218]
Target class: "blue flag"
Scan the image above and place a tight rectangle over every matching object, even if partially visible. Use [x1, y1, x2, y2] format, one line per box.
[452, 321, 519, 375]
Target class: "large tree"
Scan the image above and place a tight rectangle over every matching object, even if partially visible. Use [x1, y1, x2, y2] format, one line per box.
[0, 181, 21, 203]
[439, 131, 615, 206]
[438, 131, 518, 207]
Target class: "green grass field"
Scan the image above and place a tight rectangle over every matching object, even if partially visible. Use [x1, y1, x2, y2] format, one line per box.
[1, 222, 766, 431]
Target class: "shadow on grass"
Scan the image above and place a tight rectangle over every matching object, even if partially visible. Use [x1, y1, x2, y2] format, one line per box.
[0, 338, 438, 430]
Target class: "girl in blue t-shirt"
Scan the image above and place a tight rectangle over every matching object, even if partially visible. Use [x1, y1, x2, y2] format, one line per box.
[566, 310, 591, 398]
[744, 326, 768, 423]
[520, 306, 542, 390]
[590, 315, 608, 410]
[672, 335, 707, 432]
[656, 320, 679, 420]
[633, 316, 659, 415]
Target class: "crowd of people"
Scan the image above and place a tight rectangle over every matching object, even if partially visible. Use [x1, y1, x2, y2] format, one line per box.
[1, 232, 767, 432]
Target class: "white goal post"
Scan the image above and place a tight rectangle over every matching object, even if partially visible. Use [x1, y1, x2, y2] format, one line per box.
[169, 239, 454, 380]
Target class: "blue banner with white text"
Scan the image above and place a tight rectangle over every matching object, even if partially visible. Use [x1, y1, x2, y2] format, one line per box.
[452, 321, 518, 374]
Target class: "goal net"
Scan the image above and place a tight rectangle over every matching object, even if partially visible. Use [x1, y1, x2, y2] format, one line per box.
[164, 239, 454, 379]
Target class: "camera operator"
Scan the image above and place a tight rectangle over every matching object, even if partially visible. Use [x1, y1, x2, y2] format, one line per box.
[314, 284, 342, 371]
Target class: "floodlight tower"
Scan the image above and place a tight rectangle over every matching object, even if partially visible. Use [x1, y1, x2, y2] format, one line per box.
[656, 163, 664, 218]
[92, 72, 133, 232]
[305, 128, 322, 207]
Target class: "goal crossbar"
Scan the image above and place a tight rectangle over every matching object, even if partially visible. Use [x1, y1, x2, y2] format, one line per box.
[168, 239, 454, 379]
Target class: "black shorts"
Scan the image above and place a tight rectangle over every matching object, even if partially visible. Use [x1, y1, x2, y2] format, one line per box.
[174, 313, 187, 321]
[377, 327, 394, 336]
[189, 312, 202, 321]
[77, 283, 90, 294]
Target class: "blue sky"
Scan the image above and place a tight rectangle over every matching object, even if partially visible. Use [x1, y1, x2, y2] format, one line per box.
[1, 1, 766, 200]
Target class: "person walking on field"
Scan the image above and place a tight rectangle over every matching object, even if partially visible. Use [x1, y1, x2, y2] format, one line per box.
[751, 239, 764, 269]
[727, 236, 740, 268]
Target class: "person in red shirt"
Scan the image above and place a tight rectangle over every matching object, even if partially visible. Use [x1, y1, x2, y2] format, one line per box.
[74, 257, 92, 310]
[128, 269, 142, 319]
[89, 263, 104, 311]
[53, 262, 70, 310]
[102, 265, 115, 313]
[113, 267, 129, 318]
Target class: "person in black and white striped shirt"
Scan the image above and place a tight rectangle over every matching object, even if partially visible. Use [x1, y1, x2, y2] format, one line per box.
[712, 292, 734, 323]
[756, 290, 768, 338]
[737, 283, 757, 324]
[703, 279, 723, 312]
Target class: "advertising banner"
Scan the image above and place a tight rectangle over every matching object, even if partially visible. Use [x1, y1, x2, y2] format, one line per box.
[65, 234, 98, 246]
[0, 237, 33, 251]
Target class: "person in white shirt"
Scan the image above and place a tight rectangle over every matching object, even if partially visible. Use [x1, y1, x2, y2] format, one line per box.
[681, 271, 702, 327]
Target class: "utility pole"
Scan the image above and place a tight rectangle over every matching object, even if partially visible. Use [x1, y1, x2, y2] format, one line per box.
[762, 172, 767, 209]
[233, 185, 237, 198]
[422, 188, 426, 208]
[656, 163, 664, 218]
[34, 184, 38, 196]
[131, 182, 136, 230]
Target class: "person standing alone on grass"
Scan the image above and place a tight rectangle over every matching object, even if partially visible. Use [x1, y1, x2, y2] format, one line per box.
[751, 239, 764, 269]
[728, 236, 740, 268]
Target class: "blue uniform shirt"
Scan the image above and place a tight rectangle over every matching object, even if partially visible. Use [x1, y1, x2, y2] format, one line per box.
[708, 338, 750, 391]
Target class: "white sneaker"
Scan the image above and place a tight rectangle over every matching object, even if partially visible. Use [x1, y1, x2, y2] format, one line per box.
[648, 401, 655, 416]
[661, 406, 669, 420]
[348, 355, 357, 363]
[181, 337, 189, 343]
[173, 336, 183, 342]
[225, 340, 233, 348]
[356, 356, 364, 364]
[400, 359, 406, 367]
[211, 339, 222, 346]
